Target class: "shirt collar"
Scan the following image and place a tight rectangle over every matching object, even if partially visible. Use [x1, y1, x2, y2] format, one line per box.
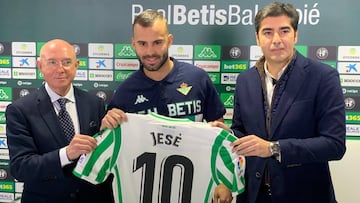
[264, 61, 287, 82]
[45, 83, 75, 104]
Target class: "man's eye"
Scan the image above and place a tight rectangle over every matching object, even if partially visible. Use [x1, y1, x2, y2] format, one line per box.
[63, 60, 72, 66]
[48, 60, 57, 65]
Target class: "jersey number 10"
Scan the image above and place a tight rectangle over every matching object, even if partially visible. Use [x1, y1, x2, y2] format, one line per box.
[133, 152, 194, 202]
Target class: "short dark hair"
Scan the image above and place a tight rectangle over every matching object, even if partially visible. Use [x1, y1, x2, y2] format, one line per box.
[255, 2, 299, 33]
[133, 9, 168, 33]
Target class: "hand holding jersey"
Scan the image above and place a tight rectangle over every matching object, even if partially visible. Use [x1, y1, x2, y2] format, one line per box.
[100, 108, 128, 130]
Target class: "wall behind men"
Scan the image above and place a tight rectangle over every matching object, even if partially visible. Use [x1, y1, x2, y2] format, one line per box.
[0, 0, 359, 202]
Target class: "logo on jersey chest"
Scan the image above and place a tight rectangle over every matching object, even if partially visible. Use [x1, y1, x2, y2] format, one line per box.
[177, 82, 192, 96]
[134, 94, 149, 105]
[168, 100, 201, 117]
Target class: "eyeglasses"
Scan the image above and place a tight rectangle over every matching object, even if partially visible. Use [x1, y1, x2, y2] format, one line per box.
[45, 59, 73, 68]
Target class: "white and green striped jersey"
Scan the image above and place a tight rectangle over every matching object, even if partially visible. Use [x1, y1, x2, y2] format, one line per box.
[73, 113, 245, 203]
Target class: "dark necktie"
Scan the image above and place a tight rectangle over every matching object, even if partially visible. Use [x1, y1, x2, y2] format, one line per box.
[57, 98, 75, 142]
[272, 78, 277, 86]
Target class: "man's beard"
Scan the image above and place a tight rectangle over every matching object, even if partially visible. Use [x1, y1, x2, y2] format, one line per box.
[140, 52, 168, 72]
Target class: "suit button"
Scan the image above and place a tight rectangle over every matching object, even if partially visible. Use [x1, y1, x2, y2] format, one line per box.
[70, 193, 76, 198]
[256, 172, 261, 178]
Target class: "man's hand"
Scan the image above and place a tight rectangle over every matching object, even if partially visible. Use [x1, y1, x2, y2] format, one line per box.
[66, 134, 97, 161]
[214, 183, 233, 203]
[100, 108, 128, 130]
[231, 135, 272, 158]
[208, 120, 231, 133]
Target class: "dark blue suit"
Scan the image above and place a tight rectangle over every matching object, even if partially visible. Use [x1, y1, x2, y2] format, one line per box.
[233, 52, 346, 203]
[6, 86, 113, 203]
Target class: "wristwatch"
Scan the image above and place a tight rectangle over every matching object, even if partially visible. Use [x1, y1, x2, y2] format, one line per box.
[269, 141, 281, 160]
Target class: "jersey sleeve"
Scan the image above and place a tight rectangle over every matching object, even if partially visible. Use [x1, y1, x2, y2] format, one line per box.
[73, 127, 121, 185]
[210, 130, 246, 195]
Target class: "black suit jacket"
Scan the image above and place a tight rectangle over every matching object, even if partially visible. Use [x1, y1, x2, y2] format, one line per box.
[6, 86, 114, 203]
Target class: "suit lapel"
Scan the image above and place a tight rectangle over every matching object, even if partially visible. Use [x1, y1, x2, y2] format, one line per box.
[37, 86, 68, 146]
[270, 57, 308, 138]
[248, 69, 268, 137]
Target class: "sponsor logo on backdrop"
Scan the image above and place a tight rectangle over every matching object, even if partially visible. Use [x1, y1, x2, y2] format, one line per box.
[338, 46, 360, 61]
[225, 85, 235, 92]
[0, 192, 13, 202]
[88, 90, 114, 105]
[346, 112, 360, 124]
[344, 97, 356, 110]
[340, 75, 360, 87]
[0, 87, 12, 101]
[115, 70, 134, 82]
[114, 59, 139, 70]
[0, 42, 11, 55]
[221, 46, 249, 60]
[19, 89, 30, 97]
[346, 124, 360, 136]
[89, 70, 113, 81]
[12, 57, 36, 68]
[0, 149, 9, 160]
[12, 88, 35, 101]
[0, 56, 11, 67]
[195, 45, 221, 60]
[97, 91, 106, 100]
[72, 83, 84, 88]
[194, 60, 220, 72]
[77, 58, 88, 69]
[337, 62, 359, 74]
[73, 44, 81, 56]
[207, 72, 220, 84]
[12, 68, 36, 79]
[12, 42, 36, 56]
[88, 43, 113, 58]
[343, 97, 360, 111]
[0, 168, 8, 180]
[0, 68, 11, 79]
[316, 47, 328, 59]
[0, 181, 14, 193]
[0, 138, 7, 149]
[343, 87, 360, 96]
[221, 93, 234, 108]
[16, 81, 35, 86]
[115, 44, 137, 59]
[88, 59, 113, 69]
[221, 73, 238, 84]
[308, 46, 337, 61]
[221, 61, 248, 72]
[92, 82, 110, 88]
[74, 70, 88, 81]
[72, 43, 88, 57]
[169, 45, 193, 59]
[229, 47, 241, 58]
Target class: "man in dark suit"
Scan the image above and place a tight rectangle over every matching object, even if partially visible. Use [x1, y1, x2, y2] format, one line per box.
[6, 39, 114, 203]
[211, 2, 346, 203]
